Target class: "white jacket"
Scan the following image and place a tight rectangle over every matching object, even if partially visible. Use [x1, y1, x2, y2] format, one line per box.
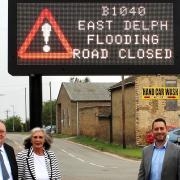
[16, 147, 61, 180]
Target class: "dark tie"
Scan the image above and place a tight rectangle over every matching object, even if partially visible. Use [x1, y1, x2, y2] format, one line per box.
[0, 150, 10, 180]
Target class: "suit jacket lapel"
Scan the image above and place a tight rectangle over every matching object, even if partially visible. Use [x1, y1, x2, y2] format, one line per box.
[27, 148, 36, 180]
[44, 151, 52, 179]
[4, 144, 11, 163]
[161, 141, 171, 173]
[146, 145, 154, 177]
[4, 144, 14, 172]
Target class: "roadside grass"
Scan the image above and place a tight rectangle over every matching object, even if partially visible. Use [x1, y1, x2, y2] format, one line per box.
[69, 136, 142, 160]
[52, 133, 72, 138]
[8, 132, 30, 135]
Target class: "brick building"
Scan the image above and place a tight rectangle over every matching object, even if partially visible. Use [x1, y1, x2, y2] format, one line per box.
[56, 82, 115, 138]
[79, 105, 111, 141]
[110, 75, 180, 146]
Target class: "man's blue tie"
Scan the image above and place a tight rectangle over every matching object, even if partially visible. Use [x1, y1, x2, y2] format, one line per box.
[0, 150, 10, 180]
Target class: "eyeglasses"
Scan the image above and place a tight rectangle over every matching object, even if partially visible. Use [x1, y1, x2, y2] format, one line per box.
[0, 130, 5, 134]
[32, 136, 44, 139]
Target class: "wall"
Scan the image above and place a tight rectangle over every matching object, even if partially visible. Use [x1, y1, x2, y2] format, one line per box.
[135, 75, 180, 145]
[79, 106, 111, 141]
[112, 84, 136, 146]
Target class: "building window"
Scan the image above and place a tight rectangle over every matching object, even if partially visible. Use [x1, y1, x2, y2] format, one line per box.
[61, 109, 65, 127]
[165, 80, 177, 111]
[67, 109, 70, 127]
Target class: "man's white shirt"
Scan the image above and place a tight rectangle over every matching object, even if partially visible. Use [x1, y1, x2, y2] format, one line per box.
[0, 145, 13, 180]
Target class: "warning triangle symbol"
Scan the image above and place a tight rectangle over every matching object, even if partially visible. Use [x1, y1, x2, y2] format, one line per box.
[18, 8, 73, 60]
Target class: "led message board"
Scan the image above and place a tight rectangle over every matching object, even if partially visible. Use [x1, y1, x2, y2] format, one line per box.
[8, 0, 180, 75]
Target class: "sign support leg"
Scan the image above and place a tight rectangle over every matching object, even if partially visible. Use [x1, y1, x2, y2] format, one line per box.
[29, 75, 42, 129]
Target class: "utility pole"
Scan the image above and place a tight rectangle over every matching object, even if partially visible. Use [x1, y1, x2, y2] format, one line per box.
[11, 105, 15, 132]
[5, 110, 10, 120]
[122, 75, 126, 149]
[25, 87, 28, 131]
[49, 82, 53, 132]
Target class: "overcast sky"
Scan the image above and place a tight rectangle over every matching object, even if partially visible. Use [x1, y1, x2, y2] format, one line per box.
[0, 0, 122, 122]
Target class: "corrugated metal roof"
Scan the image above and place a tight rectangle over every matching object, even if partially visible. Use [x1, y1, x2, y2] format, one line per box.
[62, 82, 116, 101]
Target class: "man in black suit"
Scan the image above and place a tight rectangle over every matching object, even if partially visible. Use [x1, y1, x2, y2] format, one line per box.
[0, 120, 18, 180]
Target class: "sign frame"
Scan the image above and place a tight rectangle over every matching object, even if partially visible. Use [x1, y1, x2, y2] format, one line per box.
[8, 0, 180, 75]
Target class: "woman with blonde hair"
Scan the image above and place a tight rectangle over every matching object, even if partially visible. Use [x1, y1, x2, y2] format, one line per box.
[16, 127, 61, 180]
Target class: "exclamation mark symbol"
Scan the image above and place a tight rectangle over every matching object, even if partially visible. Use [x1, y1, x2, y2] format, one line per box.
[42, 23, 51, 52]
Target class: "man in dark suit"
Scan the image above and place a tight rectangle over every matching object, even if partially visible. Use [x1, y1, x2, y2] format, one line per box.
[0, 120, 18, 180]
[138, 118, 180, 180]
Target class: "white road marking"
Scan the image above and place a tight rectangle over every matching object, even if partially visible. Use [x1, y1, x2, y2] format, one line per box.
[68, 153, 76, 158]
[76, 157, 85, 162]
[61, 148, 118, 169]
[89, 162, 104, 168]
[61, 149, 67, 153]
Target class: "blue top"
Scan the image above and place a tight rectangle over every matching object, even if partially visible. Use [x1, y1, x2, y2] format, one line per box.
[149, 141, 167, 180]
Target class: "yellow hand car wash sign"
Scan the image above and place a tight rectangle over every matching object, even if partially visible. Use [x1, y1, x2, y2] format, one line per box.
[142, 87, 180, 100]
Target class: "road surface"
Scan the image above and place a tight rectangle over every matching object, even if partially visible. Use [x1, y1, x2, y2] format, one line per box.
[7, 133, 140, 180]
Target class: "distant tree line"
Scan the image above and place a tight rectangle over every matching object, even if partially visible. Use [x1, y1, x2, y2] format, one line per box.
[4, 99, 56, 132]
[4, 77, 91, 132]
[69, 77, 90, 83]
[5, 116, 23, 132]
[42, 100, 56, 126]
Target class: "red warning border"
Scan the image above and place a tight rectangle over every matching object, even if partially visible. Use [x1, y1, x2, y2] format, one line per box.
[18, 8, 73, 60]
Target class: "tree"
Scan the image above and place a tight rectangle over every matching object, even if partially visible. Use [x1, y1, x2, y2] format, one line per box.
[42, 100, 56, 126]
[69, 77, 91, 83]
[5, 116, 22, 132]
[22, 119, 30, 132]
[84, 77, 90, 83]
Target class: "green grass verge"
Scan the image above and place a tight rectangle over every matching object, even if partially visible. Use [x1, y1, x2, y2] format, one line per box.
[69, 136, 142, 160]
[8, 132, 30, 135]
[52, 133, 73, 138]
